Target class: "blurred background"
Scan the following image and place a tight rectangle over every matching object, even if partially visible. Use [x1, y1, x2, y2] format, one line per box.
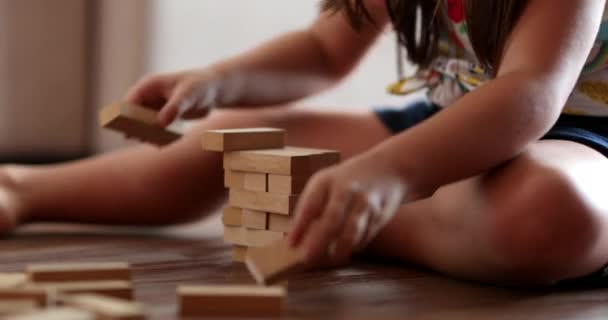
[0, 0, 412, 163]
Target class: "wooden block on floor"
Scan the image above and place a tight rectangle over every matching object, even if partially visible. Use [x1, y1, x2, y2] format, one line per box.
[0, 288, 52, 307]
[232, 246, 248, 263]
[224, 147, 341, 176]
[242, 209, 269, 230]
[268, 174, 309, 195]
[224, 170, 267, 192]
[229, 189, 298, 215]
[246, 239, 304, 285]
[178, 285, 285, 318]
[202, 128, 285, 152]
[27, 262, 131, 283]
[5, 307, 95, 320]
[268, 214, 293, 233]
[26, 281, 133, 301]
[222, 207, 243, 227]
[0, 300, 38, 316]
[0, 273, 27, 289]
[60, 294, 146, 320]
[224, 226, 285, 247]
[99, 102, 181, 146]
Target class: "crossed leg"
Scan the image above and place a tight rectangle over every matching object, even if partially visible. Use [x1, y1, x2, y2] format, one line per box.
[1, 107, 389, 228]
[369, 140, 608, 286]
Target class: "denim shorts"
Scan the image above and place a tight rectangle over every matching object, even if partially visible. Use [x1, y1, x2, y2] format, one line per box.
[375, 101, 608, 286]
[375, 101, 608, 158]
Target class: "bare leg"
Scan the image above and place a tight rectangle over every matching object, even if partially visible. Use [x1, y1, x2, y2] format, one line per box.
[0, 107, 390, 229]
[369, 140, 608, 286]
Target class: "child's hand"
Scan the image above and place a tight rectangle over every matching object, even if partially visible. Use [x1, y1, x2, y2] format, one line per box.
[288, 152, 408, 265]
[124, 69, 223, 126]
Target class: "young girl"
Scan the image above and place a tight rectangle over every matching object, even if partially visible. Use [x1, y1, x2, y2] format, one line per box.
[1, 0, 607, 286]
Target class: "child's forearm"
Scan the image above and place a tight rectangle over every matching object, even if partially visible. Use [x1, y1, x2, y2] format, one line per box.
[207, 30, 338, 107]
[208, 7, 388, 108]
[375, 72, 565, 197]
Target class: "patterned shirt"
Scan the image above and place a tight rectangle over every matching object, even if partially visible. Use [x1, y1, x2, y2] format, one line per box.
[425, 0, 608, 117]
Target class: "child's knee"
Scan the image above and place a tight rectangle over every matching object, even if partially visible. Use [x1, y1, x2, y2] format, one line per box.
[485, 166, 601, 284]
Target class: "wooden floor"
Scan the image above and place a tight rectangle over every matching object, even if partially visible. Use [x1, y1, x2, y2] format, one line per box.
[1, 217, 608, 320]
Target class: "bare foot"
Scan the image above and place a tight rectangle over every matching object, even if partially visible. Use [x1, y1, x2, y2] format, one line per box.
[0, 166, 23, 233]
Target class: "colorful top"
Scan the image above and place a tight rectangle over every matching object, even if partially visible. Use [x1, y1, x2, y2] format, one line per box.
[415, 0, 608, 116]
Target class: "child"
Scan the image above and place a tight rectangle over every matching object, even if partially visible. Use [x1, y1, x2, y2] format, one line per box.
[2, 0, 608, 286]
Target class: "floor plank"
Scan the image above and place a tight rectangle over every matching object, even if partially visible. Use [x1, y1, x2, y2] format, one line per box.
[0, 219, 606, 319]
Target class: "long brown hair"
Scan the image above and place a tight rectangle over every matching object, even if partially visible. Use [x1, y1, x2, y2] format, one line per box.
[321, 0, 527, 72]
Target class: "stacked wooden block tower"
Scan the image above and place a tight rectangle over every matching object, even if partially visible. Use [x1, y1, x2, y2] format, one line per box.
[202, 128, 341, 263]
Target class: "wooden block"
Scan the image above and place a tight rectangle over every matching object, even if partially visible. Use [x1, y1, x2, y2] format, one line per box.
[0, 273, 27, 289]
[0, 288, 52, 307]
[178, 285, 285, 318]
[223, 170, 246, 189]
[268, 174, 309, 195]
[26, 281, 133, 301]
[99, 103, 181, 146]
[268, 214, 293, 233]
[246, 239, 304, 285]
[232, 246, 248, 263]
[223, 226, 285, 247]
[224, 147, 341, 176]
[202, 128, 285, 152]
[27, 262, 131, 283]
[5, 307, 95, 320]
[229, 189, 298, 215]
[224, 170, 267, 192]
[221, 207, 243, 227]
[0, 300, 38, 316]
[242, 209, 268, 230]
[244, 172, 268, 192]
[60, 294, 146, 320]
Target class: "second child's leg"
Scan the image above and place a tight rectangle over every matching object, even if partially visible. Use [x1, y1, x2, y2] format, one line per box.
[1, 107, 391, 230]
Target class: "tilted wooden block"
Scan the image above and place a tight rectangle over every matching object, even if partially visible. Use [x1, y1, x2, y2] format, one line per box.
[25, 281, 133, 301]
[224, 170, 267, 192]
[242, 209, 269, 230]
[232, 246, 248, 263]
[202, 128, 285, 152]
[229, 189, 298, 215]
[0, 288, 52, 307]
[99, 102, 181, 146]
[0, 300, 39, 316]
[221, 207, 243, 227]
[0, 273, 27, 289]
[5, 307, 95, 320]
[268, 174, 310, 195]
[224, 147, 341, 176]
[223, 226, 285, 247]
[268, 214, 293, 233]
[59, 294, 146, 320]
[246, 239, 304, 285]
[178, 285, 285, 318]
[27, 262, 131, 283]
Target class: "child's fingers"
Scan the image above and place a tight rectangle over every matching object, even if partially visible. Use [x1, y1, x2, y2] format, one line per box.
[159, 83, 195, 126]
[288, 173, 330, 247]
[124, 75, 170, 106]
[300, 186, 352, 263]
[332, 191, 369, 262]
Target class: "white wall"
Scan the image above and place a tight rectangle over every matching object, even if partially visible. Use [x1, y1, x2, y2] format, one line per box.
[147, 0, 413, 110]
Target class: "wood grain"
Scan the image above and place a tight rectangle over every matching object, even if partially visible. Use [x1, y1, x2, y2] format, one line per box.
[202, 128, 285, 152]
[228, 189, 298, 215]
[0, 222, 606, 320]
[223, 147, 340, 176]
